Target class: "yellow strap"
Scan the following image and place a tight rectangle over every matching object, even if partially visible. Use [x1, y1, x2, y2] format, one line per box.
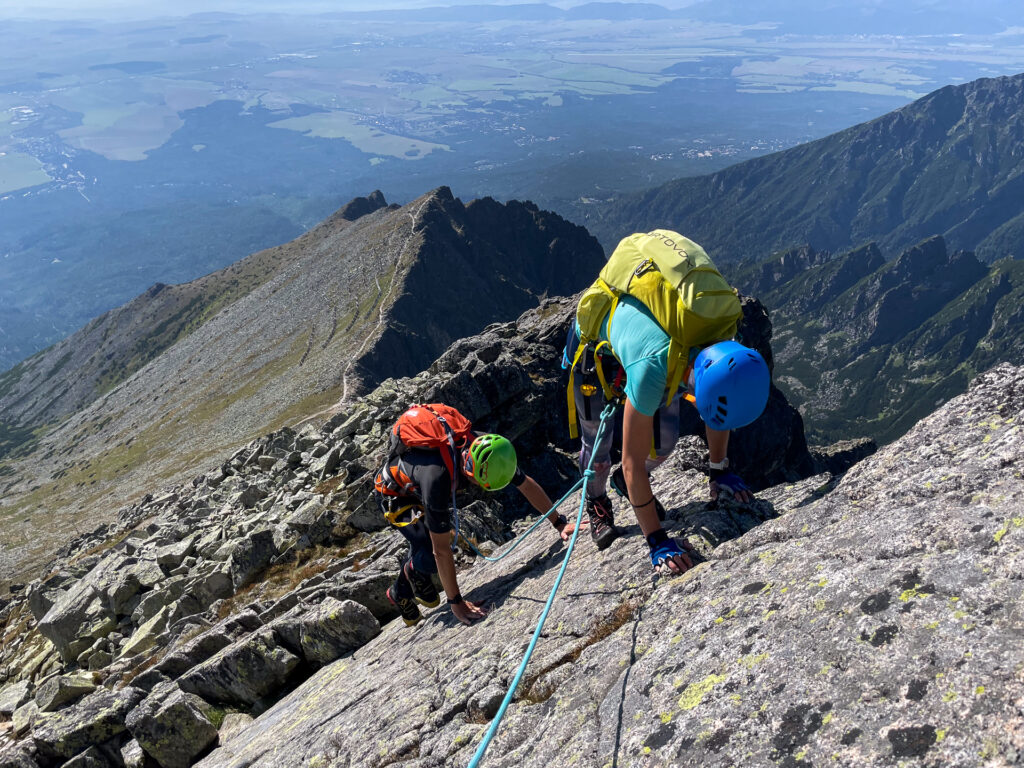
[592, 341, 617, 402]
[664, 340, 686, 408]
[385, 503, 424, 527]
[606, 294, 621, 338]
[566, 339, 589, 439]
[568, 283, 621, 439]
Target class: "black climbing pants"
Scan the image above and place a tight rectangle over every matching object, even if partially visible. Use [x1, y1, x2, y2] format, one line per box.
[376, 491, 437, 600]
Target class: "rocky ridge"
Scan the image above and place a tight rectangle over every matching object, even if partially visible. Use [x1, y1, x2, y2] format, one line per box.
[730, 235, 1024, 445]
[0, 295, 823, 767]
[190, 361, 1024, 768]
[585, 73, 1024, 264]
[0, 188, 603, 586]
[0, 192, 389, 436]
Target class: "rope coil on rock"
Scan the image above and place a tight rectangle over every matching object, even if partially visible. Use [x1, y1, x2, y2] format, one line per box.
[467, 402, 618, 768]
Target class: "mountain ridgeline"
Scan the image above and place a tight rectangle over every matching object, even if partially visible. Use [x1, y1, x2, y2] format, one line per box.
[586, 73, 1024, 265]
[730, 236, 1024, 444]
[3, 71, 1024, 584]
[0, 189, 603, 583]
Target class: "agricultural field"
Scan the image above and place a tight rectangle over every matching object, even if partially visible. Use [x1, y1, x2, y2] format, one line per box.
[0, 151, 51, 194]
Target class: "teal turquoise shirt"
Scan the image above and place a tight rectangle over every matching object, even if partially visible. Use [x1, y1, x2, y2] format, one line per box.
[600, 295, 671, 416]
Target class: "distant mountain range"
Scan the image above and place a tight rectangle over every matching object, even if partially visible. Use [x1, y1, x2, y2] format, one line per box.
[330, 1, 1024, 32]
[683, 0, 1024, 34]
[586, 73, 1024, 265]
[731, 236, 1024, 445]
[579, 73, 1024, 444]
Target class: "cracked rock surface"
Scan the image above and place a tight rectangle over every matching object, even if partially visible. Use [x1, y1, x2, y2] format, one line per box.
[197, 364, 1023, 768]
[1, 297, 1002, 768]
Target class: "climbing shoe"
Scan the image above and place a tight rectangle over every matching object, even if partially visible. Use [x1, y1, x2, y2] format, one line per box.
[610, 466, 667, 522]
[404, 561, 440, 608]
[609, 465, 627, 498]
[387, 585, 422, 627]
[586, 494, 618, 551]
[654, 497, 668, 523]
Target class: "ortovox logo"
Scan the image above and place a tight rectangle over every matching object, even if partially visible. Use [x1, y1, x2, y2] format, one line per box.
[646, 231, 689, 257]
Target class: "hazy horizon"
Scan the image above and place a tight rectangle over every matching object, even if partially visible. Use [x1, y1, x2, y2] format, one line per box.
[0, 0, 704, 22]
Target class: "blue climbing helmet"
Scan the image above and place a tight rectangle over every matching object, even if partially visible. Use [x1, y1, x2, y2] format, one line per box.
[692, 341, 770, 430]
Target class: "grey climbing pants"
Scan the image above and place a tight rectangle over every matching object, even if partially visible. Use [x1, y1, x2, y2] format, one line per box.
[573, 376, 680, 500]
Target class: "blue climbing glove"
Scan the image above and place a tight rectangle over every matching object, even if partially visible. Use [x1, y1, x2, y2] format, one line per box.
[710, 471, 751, 502]
[647, 530, 693, 572]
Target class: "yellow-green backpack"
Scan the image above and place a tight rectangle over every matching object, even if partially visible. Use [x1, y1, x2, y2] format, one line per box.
[568, 230, 742, 437]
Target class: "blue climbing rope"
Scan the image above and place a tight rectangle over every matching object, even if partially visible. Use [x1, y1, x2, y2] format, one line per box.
[466, 402, 618, 768]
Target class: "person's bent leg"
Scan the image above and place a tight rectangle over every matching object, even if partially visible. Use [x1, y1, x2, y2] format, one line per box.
[645, 397, 681, 475]
[575, 381, 614, 497]
[382, 496, 432, 623]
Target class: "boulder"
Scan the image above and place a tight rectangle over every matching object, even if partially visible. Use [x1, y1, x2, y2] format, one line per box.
[130, 578, 185, 626]
[310, 571, 397, 623]
[177, 631, 299, 707]
[0, 744, 40, 768]
[105, 573, 143, 618]
[35, 674, 97, 713]
[154, 537, 194, 570]
[38, 593, 112, 663]
[37, 553, 135, 660]
[190, 569, 233, 607]
[309, 445, 343, 480]
[126, 685, 218, 768]
[0, 680, 31, 716]
[31, 686, 144, 761]
[87, 650, 113, 672]
[281, 501, 332, 548]
[120, 607, 171, 660]
[268, 598, 380, 667]
[128, 561, 164, 591]
[226, 529, 277, 589]
[27, 585, 63, 624]
[216, 712, 253, 744]
[12, 700, 39, 737]
[155, 611, 262, 680]
[119, 739, 147, 768]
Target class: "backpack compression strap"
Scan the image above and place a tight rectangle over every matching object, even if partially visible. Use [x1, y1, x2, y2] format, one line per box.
[665, 339, 686, 408]
[417, 404, 462, 493]
[416, 404, 464, 553]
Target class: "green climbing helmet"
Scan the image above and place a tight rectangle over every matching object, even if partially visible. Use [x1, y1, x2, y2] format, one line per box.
[463, 433, 517, 490]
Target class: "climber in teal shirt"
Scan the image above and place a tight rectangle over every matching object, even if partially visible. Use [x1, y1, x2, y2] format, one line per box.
[566, 232, 771, 575]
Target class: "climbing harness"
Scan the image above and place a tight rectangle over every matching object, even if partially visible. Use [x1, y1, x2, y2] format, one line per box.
[383, 501, 424, 528]
[466, 402, 618, 768]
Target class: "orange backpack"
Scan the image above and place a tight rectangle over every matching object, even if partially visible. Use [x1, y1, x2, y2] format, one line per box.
[374, 404, 474, 497]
